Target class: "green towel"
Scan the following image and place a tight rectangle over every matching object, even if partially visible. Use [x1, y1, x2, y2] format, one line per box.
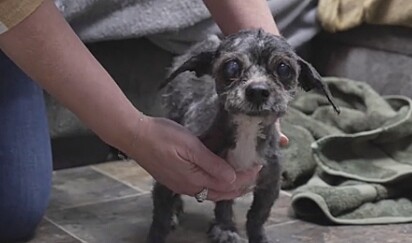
[280, 77, 412, 225]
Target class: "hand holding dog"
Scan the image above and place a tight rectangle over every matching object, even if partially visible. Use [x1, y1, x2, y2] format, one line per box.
[277, 120, 289, 147]
[132, 116, 263, 201]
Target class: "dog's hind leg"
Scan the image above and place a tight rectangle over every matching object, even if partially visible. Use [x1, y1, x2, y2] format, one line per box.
[147, 182, 183, 243]
[246, 162, 280, 243]
[208, 200, 241, 243]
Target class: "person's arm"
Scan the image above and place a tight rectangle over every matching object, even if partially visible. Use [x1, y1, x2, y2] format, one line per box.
[203, 0, 279, 35]
[204, 0, 289, 146]
[0, 0, 138, 150]
[0, 0, 262, 201]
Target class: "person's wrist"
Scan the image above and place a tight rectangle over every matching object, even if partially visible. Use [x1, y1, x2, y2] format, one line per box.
[119, 111, 152, 160]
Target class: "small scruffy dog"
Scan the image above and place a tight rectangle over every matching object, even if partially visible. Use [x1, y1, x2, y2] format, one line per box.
[148, 29, 339, 243]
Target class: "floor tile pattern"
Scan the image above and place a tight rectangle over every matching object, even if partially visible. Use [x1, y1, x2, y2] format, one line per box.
[27, 160, 411, 243]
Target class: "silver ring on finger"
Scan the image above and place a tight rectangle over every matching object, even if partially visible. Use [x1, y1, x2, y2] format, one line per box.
[194, 188, 208, 203]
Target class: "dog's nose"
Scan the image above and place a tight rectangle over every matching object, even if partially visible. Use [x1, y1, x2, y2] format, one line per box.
[245, 83, 270, 104]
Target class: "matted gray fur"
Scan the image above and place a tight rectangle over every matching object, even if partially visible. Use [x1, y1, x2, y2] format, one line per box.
[147, 29, 339, 243]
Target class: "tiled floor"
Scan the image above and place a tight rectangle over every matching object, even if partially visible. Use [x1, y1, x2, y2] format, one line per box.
[29, 160, 411, 243]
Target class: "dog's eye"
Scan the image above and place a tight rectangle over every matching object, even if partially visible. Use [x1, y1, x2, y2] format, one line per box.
[276, 63, 292, 79]
[223, 60, 241, 79]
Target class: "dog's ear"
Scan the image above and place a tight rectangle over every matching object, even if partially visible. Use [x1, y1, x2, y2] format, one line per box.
[158, 51, 215, 90]
[297, 57, 340, 114]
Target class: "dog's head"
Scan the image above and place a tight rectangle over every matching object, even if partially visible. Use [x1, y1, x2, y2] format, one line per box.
[160, 29, 340, 117]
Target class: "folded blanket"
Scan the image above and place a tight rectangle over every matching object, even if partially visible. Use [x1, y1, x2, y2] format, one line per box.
[281, 77, 412, 225]
[54, 0, 320, 53]
[317, 0, 412, 32]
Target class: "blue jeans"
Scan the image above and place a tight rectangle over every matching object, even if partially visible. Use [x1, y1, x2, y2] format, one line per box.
[0, 51, 52, 242]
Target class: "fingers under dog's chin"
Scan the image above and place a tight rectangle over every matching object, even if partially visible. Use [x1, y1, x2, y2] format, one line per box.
[280, 135, 289, 147]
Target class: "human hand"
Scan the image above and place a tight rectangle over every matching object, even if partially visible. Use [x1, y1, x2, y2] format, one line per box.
[130, 116, 262, 201]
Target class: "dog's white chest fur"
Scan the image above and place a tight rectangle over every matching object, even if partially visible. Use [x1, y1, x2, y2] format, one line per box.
[226, 115, 264, 171]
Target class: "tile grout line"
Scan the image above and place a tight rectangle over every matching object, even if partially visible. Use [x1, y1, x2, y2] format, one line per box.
[266, 219, 298, 229]
[90, 165, 151, 193]
[43, 217, 88, 243]
[280, 190, 292, 197]
[48, 192, 149, 212]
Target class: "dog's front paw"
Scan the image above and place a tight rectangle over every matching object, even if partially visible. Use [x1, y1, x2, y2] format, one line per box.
[208, 223, 241, 243]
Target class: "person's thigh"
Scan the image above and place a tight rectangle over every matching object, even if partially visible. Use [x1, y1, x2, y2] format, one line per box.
[0, 51, 52, 242]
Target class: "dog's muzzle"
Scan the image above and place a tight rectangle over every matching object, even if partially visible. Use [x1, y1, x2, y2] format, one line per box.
[245, 83, 270, 105]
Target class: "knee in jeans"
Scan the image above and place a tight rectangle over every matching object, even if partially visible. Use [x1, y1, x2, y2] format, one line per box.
[0, 197, 48, 242]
